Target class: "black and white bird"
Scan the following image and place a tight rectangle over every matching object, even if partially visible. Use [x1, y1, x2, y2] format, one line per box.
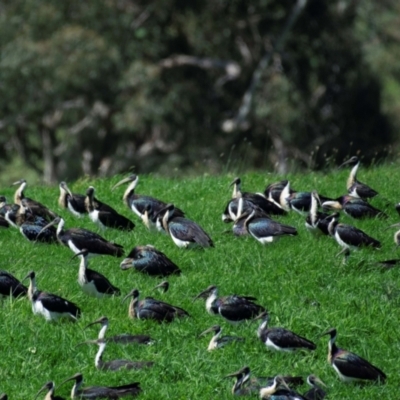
[159, 203, 214, 248]
[120, 245, 181, 276]
[0, 270, 27, 300]
[339, 156, 378, 200]
[85, 186, 135, 231]
[123, 288, 190, 322]
[199, 325, 244, 351]
[23, 271, 81, 322]
[303, 375, 326, 400]
[72, 249, 120, 298]
[194, 285, 265, 324]
[78, 338, 154, 371]
[260, 375, 306, 400]
[12, 178, 57, 222]
[38, 217, 124, 257]
[328, 217, 381, 257]
[322, 328, 386, 383]
[58, 181, 87, 218]
[85, 316, 153, 345]
[35, 381, 65, 400]
[112, 174, 185, 228]
[255, 311, 316, 352]
[59, 372, 142, 399]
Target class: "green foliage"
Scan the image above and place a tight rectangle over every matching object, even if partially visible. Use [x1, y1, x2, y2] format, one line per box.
[0, 166, 400, 398]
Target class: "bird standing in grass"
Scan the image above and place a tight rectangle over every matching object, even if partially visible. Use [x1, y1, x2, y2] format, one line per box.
[38, 217, 124, 257]
[159, 203, 214, 248]
[120, 245, 181, 276]
[58, 181, 87, 218]
[59, 372, 142, 398]
[199, 325, 244, 351]
[328, 218, 381, 258]
[123, 288, 190, 322]
[339, 156, 378, 200]
[194, 285, 265, 324]
[24, 271, 81, 322]
[255, 311, 316, 352]
[0, 270, 27, 300]
[85, 186, 135, 231]
[78, 338, 154, 371]
[72, 249, 121, 298]
[85, 316, 153, 345]
[322, 328, 386, 383]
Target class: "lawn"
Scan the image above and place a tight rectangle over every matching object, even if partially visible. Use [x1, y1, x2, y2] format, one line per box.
[0, 163, 399, 399]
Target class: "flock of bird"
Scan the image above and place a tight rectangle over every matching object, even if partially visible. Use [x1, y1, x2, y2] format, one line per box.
[0, 156, 397, 399]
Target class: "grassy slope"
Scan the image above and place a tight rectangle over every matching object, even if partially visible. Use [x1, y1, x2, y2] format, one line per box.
[0, 164, 399, 399]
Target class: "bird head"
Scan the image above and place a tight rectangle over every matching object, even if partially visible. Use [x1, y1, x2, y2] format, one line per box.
[22, 270, 35, 282]
[338, 156, 359, 169]
[34, 381, 55, 400]
[193, 285, 217, 301]
[321, 327, 337, 341]
[154, 281, 169, 293]
[122, 288, 140, 304]
[307, 374, 326, 388]
[199, 325, 221, 338]
[58, 372, 84, 389]
[85, 316, 109, 330]
[11, 178, 26, 187]
[59, 181, 73, 197]
[111, 174, 139, 190]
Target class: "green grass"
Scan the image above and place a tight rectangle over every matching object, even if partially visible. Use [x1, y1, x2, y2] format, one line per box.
[1, 164, 400, 399]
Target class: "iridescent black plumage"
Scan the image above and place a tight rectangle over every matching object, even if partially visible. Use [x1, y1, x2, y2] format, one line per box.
[0, 270, 27, 299]
[322, 195, 387, 219]
[303, 375, 326, 400]
[12, 179, 57, 222]
[24, 271, 81, 322]
[229, 177, 286, 217]
[112, 174, 185, 228]
[160, 203, 214, 248]
[194, 285, 265, 323]
[85, 316, 153, 345]
[280, 182, 333, 215]
[239, 209, 297, 244]
[78, 338, 154, 371]
[120, 245, 181, 276]
[322, 328, 386, 383]
[227, 367, 304, 397]
[73, 250, 120, 298]
[328, 218, 381, 256]
[58, 181, 87, 217]
[59, 372, 141, 399]
[339, 156, 378, 200]
[305, 191, 338, 236]
[85, 186, 135, 231]
[255, 311, 316, 352]
[5, 205, 57, 243]
[38, 217, 124, 257]
[123, 288, 190, 322]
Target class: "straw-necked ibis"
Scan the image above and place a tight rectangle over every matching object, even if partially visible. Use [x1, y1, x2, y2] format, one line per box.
[58, 181, 87, 217]
[194, 285, 265, 324]
[123, 288, 190, 322]
[199, 325, 244, 351]
[38, 217, 124, 257]
[120, 245, 181, 276]
[24, 271, 81, 322]
[322, 328, 386, 383]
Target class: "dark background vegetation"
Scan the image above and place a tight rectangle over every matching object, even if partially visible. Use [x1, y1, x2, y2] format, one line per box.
[1, 0, 399, 183]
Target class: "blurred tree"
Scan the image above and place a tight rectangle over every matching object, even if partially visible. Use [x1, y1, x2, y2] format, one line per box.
[0, 0, 396, 182]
